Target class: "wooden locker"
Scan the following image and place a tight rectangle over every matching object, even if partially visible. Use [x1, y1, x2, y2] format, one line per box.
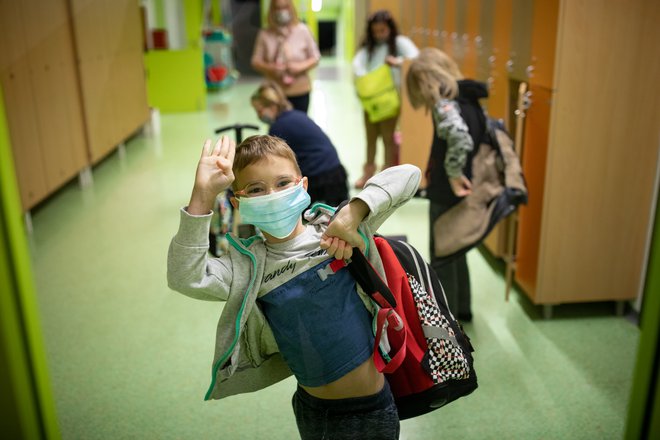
[369, 0, 401, 16]
[113, 51, 149, 146]
[515, 83, 551, 298]
[0, 0, 88, 210]
[508, 0, 534, 82]
[486, 0, 512, 120]
[398, 0, 417, 47]
[528, 0, 558, 89]
[22, 0, 87, 189]
[476, 0, 495, 83]
[442, 0, 458, 58]
[434, 0, 448, 49]
[515, 0, 660, 307]
[0, 63, 49, 209]
[69, 0, 109, 60]
[453, 0, 468, 69]
[426, 0, 440, 48]
[480, 0, 513, 256]
[116, 0, 145, 55]
[78, 58, 116, 163]
[411, 0, 428, 49]
[0, 1, 48, 209]
[461, 0, 481, 79]
[70, 0, 149, 164]
[28, 61, 87, 190]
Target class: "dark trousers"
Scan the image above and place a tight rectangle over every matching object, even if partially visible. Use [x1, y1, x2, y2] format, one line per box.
[292, 381, 400, 440]
[429, 201, 472, 320]
[288, 93, 310, 114]
[307, 165, 349, 207]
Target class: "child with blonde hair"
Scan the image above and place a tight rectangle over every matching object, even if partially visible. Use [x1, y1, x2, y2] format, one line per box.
[406, 47, 490, 322]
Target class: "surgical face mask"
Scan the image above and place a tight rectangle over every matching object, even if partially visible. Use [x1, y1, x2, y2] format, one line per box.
[275, 10, 291, 26]
[238, 182, 310, 239]
[258, 113, 276, 125]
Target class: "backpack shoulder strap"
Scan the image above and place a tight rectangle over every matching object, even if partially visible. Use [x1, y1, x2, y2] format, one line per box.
[484, 116, 516, 153]
[344, 239, 397, 308]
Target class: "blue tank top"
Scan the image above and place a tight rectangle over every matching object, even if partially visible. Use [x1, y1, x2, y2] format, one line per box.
[258, 259, 374, 387]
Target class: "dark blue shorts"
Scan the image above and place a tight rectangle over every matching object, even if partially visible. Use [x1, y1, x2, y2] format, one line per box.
[292, 381, 400, 440]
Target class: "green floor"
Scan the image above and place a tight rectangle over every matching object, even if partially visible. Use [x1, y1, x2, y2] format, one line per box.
[29, 58, 639, 439]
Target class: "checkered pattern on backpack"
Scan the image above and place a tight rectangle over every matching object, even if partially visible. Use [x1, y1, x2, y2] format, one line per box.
[407, 273, 471, 383]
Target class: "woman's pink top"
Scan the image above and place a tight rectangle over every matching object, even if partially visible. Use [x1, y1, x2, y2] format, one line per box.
[252, 22, 321, 97]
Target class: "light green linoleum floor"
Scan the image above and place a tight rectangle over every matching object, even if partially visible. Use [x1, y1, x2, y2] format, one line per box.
[28, 58, 639, 439]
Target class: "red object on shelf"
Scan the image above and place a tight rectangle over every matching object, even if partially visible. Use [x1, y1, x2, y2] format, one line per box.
[151, 29, 169, 49]
[207, 66, 228, 83]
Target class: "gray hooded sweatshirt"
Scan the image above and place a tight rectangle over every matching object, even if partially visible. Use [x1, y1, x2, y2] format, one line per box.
[167, 164, 421, 400]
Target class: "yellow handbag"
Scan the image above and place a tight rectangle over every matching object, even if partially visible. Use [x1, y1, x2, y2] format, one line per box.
[355, 64, 400, 123]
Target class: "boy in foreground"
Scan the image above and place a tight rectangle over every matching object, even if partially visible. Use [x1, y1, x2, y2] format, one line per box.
[167, 135, 420, 439]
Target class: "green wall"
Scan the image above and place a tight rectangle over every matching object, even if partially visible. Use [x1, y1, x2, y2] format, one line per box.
[341, 0, 356, 62]
[0, 78, 60, 439]
[144, 0, 206, 113]
[144, 49, 206, 113]
[626, 188, 660, 439]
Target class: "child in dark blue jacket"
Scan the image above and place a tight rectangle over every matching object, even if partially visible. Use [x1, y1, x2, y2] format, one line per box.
[251, 81, 349, 207]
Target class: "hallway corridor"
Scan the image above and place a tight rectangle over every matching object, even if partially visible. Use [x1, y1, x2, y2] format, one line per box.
[28, 58, 638, 439]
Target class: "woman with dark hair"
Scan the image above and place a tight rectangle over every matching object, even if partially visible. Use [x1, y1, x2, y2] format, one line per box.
[352, 10, 418, 188]
[251, 0, 320, 113]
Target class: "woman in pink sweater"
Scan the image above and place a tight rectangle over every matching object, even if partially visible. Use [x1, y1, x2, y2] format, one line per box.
[251, 0, 321, 113]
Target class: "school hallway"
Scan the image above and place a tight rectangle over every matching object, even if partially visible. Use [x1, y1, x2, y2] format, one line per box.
[27, 57, 638, 439]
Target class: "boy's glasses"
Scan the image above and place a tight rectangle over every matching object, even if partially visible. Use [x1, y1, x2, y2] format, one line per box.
[234, 176, 302, 198]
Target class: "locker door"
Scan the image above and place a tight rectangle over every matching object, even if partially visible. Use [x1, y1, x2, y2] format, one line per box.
[476, 0, 495, 83]
[442, 0, 457, 58]
[461, 0, 481, 79]
[515, 84, 552, 300]
[426, 0, 440, 48]
[508, 0, 534, 82]
[528, 0, 559, 89]
[487, 0, 512, 120]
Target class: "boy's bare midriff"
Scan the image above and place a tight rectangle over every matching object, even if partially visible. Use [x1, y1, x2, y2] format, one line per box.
[301, 357, 384, 400]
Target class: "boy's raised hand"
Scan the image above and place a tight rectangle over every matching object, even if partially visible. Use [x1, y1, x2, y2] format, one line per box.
[187, 137, 236, 215]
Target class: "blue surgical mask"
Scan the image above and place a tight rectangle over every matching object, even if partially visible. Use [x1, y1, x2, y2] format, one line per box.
[238, 182, 310, 239]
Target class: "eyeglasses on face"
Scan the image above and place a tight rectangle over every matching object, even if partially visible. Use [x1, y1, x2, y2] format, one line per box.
[234, 175, 302, 198]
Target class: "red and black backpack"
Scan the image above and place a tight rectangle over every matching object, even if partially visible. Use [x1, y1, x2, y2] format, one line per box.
[338, 235, 478, 420]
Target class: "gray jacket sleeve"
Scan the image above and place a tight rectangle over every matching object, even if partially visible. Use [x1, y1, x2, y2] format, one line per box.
[433, 99, 474, 178]
[167, 208, 233, 301]
[352, 164, 422, 234]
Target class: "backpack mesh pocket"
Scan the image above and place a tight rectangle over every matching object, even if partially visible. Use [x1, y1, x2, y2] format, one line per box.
[408, 273, 470, 382]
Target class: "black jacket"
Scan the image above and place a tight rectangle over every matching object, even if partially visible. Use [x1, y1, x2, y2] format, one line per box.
[426, 80, 489, 206]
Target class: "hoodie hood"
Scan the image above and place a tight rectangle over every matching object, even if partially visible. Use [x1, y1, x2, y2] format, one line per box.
[458, 79, 489, 100]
